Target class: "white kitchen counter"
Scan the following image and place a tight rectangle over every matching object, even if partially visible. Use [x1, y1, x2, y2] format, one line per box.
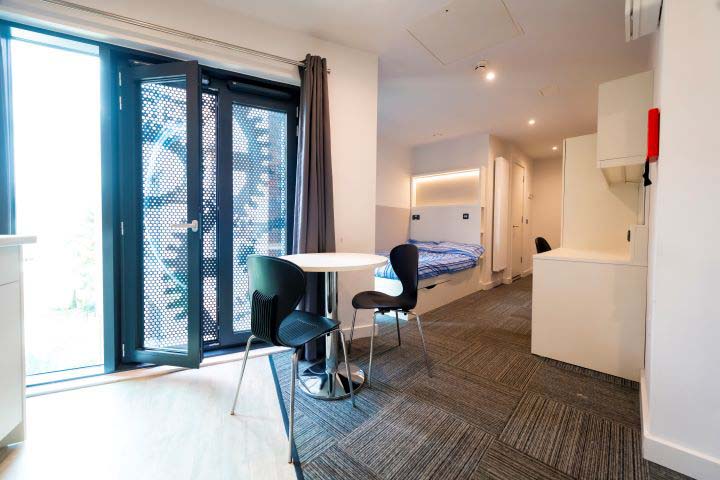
[0, 235, 37, 247]
[534, 247, 632, 265]
[0, 235, 34, 448]
[532, 247, 647, 381]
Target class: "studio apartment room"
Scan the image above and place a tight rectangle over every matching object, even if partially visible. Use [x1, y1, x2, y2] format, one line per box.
[0, 1, 718, 479]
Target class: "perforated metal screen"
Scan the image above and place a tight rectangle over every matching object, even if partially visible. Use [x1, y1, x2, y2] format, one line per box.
[201, 92, 219, 343]
[231, 104, 288, 333]
[140, 79, 189, 351]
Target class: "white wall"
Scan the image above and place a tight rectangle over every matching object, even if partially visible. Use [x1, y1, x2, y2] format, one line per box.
[0, 0, 379, 331]
[531, 158, 562, 249]
[642, 1, 720, 478]
[562, 134, 639, 255]
[376, 136, 411, 208]
[413, 133, 490, 176]
[375, 136, 411, 251]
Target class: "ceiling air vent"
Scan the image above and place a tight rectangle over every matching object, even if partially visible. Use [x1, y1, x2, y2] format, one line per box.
[408, 0, 523, 65]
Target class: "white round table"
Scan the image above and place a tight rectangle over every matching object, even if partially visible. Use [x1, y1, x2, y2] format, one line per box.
[281, 252, 387, 400]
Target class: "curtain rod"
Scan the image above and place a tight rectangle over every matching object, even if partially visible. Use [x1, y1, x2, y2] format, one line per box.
[39, 0, 327, 71]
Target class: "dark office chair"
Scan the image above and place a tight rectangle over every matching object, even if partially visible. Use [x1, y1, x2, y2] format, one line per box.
[535, 236, 552, 254]
[349, 243, 431, 382]
[230, 255, 354, 464]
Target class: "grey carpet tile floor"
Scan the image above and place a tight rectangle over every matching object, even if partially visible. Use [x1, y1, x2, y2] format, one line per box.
[271, 276, 693, 480]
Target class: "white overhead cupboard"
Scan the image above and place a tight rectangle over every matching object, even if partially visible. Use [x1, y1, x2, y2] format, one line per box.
[0, 235, 35, 448]
[596, 70, 654, 185]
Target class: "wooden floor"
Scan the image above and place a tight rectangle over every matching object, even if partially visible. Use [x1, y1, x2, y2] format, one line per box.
[0, 358, 296, 480]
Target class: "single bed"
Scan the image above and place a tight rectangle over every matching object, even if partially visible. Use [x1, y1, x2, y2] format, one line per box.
[374, 239, 486, 314]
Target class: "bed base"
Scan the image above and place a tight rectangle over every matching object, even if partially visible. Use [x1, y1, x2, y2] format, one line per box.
[374, 265, 485, 316]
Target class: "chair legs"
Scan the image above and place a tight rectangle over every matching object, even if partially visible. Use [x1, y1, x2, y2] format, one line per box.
[365, 309, 431, 384]
[338, 330, 355, 407]
[288, 349, 298, 464]
[230, 335, 256, 415]
[348, 308, 358, 354]
[395, 310, 401, 347]
[410, 310, 432, 377]
[367, 311, 377, 384]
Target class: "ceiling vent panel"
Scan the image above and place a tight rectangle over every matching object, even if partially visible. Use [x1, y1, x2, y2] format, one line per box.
[407, 0, 523, 65]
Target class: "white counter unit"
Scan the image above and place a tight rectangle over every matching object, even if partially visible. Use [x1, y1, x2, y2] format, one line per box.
[0, 235, 35, 448]
[531, 247, 646, 381]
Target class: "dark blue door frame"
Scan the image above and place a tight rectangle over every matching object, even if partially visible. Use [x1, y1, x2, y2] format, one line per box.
[215, 83, 299, 347]
[0, 20, 299, 373]
[119, 60, 204, 369]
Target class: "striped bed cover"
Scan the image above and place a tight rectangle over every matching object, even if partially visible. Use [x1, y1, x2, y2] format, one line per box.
[375, 240, 485, 281]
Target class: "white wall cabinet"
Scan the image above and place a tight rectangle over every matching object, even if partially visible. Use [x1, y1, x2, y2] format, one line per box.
[0, 236, 35, 448]
[596, 70, 654, 184]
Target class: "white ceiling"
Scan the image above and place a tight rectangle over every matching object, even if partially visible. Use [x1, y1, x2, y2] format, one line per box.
[205, 0, 653, 159]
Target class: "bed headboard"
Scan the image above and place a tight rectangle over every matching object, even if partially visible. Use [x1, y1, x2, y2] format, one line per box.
[408, 166, 487, 247]
[410, 205, 483, 245]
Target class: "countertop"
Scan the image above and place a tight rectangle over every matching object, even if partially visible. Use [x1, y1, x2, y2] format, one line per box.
[533, 247, 636, 266]
[0, 235, 37, 247]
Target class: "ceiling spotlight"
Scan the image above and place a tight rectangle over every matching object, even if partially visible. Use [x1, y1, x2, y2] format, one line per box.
[552, 145, 558, 151]
[528, 119, 536, 126]
[485, 71, 496, 81]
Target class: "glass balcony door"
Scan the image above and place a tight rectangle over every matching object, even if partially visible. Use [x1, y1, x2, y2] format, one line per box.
[7, 27, 104, 377]
[216, 89, 297, 346]
[119, 60, 203, 368]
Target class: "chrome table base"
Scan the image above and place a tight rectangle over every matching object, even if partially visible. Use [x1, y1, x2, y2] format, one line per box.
[299, 360, 365, 400]
[297, 271, 367, 400]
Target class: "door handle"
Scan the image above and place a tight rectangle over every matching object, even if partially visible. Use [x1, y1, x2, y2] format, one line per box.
[512, 225, 520, 228]
[171, 219, 199, 232]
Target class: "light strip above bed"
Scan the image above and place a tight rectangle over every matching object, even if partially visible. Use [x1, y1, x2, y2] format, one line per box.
[412, 169, 481, 207]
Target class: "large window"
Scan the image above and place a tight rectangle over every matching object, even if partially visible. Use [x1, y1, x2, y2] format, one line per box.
[8, 28, 104, 376]
[0, 23, 298, 377]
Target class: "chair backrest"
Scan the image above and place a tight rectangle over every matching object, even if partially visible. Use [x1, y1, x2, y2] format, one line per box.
[390, 243, 419, 310]
[247, 255, 306, 346]
[535, 237, 552, 254]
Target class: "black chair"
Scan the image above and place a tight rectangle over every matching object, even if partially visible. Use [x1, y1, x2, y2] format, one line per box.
[535, 236, 552, 254]
[230, 255, 354, 464]
[349, 243, 431, 382]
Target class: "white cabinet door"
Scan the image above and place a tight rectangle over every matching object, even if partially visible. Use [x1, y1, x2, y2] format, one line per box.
[597, 70, 654, 165]
[0, 281, 23, 442]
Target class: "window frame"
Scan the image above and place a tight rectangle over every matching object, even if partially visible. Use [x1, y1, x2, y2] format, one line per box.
[0, 19, 300, 377]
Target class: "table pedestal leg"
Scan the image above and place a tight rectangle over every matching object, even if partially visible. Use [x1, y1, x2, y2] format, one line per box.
[298, 271, 366, 400]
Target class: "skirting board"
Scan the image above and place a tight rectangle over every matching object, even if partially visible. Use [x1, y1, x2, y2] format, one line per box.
[341, 323, 376, 340]
[481, 279, 502, 290]
[640, 369, 720, 479]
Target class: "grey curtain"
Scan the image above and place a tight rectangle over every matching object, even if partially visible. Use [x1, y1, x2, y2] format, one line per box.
[293, 54, 334, 359]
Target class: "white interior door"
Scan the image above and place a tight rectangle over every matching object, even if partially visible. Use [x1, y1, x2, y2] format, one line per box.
[511, 163, 525, 276]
